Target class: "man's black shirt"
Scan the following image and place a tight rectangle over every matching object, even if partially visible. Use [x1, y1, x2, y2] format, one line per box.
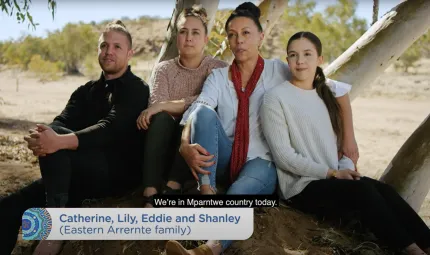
[50, 66, 149, 172]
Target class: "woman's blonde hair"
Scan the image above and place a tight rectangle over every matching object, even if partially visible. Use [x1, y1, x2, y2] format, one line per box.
[177, 5, 209, 34]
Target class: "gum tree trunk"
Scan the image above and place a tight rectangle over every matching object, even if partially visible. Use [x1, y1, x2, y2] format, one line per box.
[323, 0, 430, 211]
[324, 0, 430, 101]
[379, 115, 430, 212]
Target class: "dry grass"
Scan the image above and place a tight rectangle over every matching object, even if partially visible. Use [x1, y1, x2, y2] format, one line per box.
[10, 194, 399, 255]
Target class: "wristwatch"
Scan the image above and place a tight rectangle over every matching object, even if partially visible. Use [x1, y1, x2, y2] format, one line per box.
[332, 170, 338, 179]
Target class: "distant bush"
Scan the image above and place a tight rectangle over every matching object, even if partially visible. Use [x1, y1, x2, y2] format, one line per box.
[3, 36, 47, 69]
[0, 42, 5, 64]
[45, 23, 99, 74]
[395, 47, 420, 73]
[280, 0, 367, 63]
[28, 55, 63, 82]
[395, 32, 430, 73]
[1, 23, 98, 74]
[138, 15, 160, 22]
[83, 55, 100, 80]
[2, 3, 429, 80]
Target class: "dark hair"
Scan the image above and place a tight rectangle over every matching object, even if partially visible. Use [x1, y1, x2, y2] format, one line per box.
[103, 20, 132, 49]
[225, 2, 263, 32]
[287, 31, 343, 147]
[177, 5, 209, 34]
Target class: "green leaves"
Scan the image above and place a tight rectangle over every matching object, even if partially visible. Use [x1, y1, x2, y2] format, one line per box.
[279, 0, 430, 72]
[28, 54, 63, 82]
[48, 0, 56, 20]
[395, 33, 430, 73]
[280, 0, 367, 63]
[2, 23, 98, 75]
[1, 0, 56, 29]
[45, 23, 99, 74]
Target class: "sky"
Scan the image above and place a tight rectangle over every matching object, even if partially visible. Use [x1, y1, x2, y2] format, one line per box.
[0, 0, 397, 42]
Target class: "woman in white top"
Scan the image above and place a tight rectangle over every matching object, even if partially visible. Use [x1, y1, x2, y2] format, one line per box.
[165, 3, 357, 255]
[261, 31, 430, 255]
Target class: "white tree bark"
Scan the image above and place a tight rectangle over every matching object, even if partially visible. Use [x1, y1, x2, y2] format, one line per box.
[323, 0, 430, 210]
[379, 114, 430, 212]
[150, 0, 220, 80]
[214, 0, 288, 63]
[324, 0, 430, 101]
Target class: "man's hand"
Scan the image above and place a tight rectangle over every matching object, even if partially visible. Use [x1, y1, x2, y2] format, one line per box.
[24, 124, 61, 156]
[137, 104, 163, 130]
[179, 142, 215, 181]
[25, 126, 45, 156]
[25, 127, 43, 153]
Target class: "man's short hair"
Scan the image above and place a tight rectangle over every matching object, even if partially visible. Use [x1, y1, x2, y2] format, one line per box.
[103, 20, 132, 49]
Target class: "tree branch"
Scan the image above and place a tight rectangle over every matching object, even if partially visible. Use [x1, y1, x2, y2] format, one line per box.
[372, 0, 379, 25]
[0, 0, 56, 29]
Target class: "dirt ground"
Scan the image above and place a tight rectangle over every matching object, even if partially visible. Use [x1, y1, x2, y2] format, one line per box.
[1, 60, 429, 254]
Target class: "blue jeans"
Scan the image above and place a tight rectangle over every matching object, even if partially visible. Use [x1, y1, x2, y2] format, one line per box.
[190, 105, 277, 251]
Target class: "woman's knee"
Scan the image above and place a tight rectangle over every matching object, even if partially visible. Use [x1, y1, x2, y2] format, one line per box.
[227, 159, 277, 195]
[148, 112, 176, 130]
[227, 176, 276, 195]
[241, 159, 277, 183]
[348, 180, 383, 204]
[360, 177, 399, 196]
[143, 112, 177, 145]
[375, 180, 400, 196]
[191, 105, 218, 126]
[152, 111, 174, 124]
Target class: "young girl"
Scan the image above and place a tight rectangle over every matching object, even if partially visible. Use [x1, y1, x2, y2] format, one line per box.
[136, 5, 227, 207]
[261, 31, 430, 255]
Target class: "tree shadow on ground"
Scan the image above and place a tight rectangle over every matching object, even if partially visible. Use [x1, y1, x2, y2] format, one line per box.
[0, 118, 44, 132]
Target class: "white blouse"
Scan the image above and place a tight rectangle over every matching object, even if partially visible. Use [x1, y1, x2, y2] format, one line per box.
[181, 58, 351, 162]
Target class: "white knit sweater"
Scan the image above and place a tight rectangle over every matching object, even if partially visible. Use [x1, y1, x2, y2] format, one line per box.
[260, 81, 355, 200]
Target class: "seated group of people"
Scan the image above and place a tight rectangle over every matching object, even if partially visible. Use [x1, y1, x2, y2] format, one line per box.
[1, 2, 429, 255]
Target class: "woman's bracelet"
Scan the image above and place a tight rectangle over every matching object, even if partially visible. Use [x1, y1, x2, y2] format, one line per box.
[332, 170, 338, 179]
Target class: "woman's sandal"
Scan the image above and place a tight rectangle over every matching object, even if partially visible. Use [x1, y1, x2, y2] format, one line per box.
[142, 195, 155, 208]
[162, 186, 182, 195]
[144, 186, 181, 208]
[165, 240, 213, 255]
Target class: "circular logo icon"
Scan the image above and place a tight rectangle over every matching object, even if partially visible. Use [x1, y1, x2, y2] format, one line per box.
[22, 208, 52, 240]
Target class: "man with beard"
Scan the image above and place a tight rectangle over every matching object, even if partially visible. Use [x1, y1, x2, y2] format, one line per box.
[0, 20, 149, 255]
